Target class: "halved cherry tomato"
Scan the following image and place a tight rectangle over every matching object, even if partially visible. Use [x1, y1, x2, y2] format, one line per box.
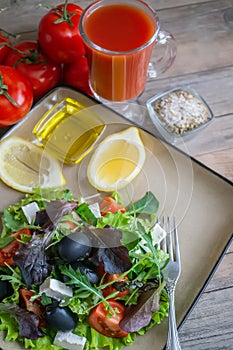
[89, 300, 128, 338]
[19, 288, 46, 327]
[0, 228, 31, 266]
[99, 197, 126, 216]
[102, 273, 130, 298]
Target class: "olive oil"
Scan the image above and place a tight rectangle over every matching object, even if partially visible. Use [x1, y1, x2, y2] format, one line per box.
[33, 98, 105, 165]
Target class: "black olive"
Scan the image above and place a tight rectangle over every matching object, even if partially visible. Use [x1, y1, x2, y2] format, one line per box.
[57, 231, 91, 263]
[63, 261, 100, 285]
[0, 280, 14, 302]
[45, 304, 77, 331]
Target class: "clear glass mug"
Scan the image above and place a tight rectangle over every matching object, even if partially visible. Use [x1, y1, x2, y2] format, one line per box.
[79, 0, 176, 103]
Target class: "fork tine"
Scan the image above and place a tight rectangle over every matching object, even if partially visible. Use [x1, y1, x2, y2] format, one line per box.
[173, 217, 181, 265]
[166, 216, 174, 261]
[160, 217, 167, 252]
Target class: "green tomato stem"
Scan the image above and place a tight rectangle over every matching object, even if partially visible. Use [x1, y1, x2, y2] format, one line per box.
[0, 72, 19, 108]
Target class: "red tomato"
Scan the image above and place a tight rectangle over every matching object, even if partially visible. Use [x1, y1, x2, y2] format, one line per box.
[0, 65, 33, 126]
[0, 31, 11, 64]
[99, 197, 126, 216]
[19, 288, 46, 327]
[62, 56, 93, 96]
[89, 300, 128, 338]
[0, 228, 31, 266]
[38, 3, 85, 63]
[102, 274, 130, 299]
[4, 41, 62, 101]
[96, 262, 105, 278]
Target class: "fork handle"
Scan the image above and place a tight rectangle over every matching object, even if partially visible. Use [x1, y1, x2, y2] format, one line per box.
[166, 290, 182, 350]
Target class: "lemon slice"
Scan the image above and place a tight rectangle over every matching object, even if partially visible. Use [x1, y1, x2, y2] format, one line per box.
[87, 127, 146, 191]
[0, 136, 66, 193]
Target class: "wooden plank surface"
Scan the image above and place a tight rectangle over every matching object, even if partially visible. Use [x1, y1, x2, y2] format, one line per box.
[0, 1, 232, 349]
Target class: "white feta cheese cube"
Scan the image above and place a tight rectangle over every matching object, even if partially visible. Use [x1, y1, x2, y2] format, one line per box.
[54, 330, 86, 350]
[89, 202, 101, 218]
[22, 202, 40, 224]
[39, 278, 73, 300]
[139, 223, 167, 252]
[151, 223, 167, 244]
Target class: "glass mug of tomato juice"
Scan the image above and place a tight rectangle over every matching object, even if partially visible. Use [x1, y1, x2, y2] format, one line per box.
[79, 0, 176, 102]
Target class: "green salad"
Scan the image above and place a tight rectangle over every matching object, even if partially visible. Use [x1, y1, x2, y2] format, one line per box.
[0, 187, 169, 350]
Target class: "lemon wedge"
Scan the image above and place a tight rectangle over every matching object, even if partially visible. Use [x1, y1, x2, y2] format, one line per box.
[0, 136, 66, 193]
[87, 127, 146, 192]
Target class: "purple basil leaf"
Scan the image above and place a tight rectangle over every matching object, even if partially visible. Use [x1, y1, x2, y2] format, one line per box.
[17, 311, 44, 339]
[0, 304, 44, 340]
[88, 227, 132, 274]
[98, 246, 132, 274]
[36, 200, 78, 232]
[120, 287, 160, 332]
[14, 233, 53, 288]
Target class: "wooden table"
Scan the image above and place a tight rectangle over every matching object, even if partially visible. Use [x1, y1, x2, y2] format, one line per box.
[0, 1, 233, 349]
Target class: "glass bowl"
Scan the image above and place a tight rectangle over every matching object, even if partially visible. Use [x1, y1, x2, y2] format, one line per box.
[33, 97, 105, 165]
[146, 86, 214, 144]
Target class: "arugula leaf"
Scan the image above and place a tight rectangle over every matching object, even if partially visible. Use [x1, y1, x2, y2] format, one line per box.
[59, 266, 111, 308]
[76, 202, 97, 226]
[2, 209, 30, 233]
[0, 235, 14, 248]
[127, 191, 159, 215]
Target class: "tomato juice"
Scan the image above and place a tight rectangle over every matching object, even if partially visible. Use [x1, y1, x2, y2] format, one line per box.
[80, 1, 157, 101]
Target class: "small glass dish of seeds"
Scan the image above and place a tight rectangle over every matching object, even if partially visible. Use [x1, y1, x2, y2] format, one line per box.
[146, 86, 214, 144]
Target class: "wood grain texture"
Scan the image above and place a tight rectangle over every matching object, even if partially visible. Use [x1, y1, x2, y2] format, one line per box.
[195, 148, 233, 181]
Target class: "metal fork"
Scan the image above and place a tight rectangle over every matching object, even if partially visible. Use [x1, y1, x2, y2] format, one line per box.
[160, 217, 182, 350]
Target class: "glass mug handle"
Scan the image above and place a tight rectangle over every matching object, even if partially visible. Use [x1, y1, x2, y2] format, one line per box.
[147, 30, 177, 79]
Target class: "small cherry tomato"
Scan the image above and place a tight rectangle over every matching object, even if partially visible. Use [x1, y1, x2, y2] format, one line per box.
[0, 228, 31, 266]
[89, 300, 128, 338]
[38, 2, 85, 63]
[4, 41, 62, 101]
[0, 30, 11, 64]
[102, 273, 130, 299]
[0, 65, 33, 127]
[62, 55, 92, 96]
[99, 197, 126, 216]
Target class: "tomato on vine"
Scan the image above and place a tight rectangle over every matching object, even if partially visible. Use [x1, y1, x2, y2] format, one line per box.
[38, 1, 85, 63]
[0, 66, 33, 127]
[0, 30, 11, 64]
[4, 40, 62, 101]
[62, 55, 92, 96]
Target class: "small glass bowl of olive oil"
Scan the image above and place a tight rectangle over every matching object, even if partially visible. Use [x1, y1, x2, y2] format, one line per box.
[33, 98, 105, 165]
